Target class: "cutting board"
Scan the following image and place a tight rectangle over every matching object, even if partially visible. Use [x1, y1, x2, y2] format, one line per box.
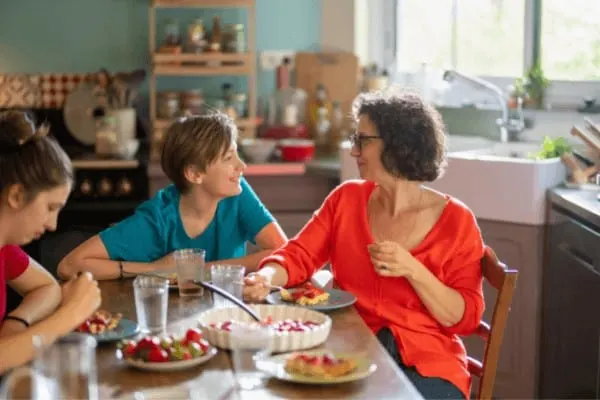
[294, 52, 360, 127]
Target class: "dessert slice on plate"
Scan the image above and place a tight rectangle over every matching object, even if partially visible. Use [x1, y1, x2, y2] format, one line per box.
[284, 352, 358, 378]
[281, 282, 330, 306]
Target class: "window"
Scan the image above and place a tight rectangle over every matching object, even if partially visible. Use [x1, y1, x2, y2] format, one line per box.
[541, 0, 600, 80]
[395, 0, 599, 82]
[397, 0, 525, 77]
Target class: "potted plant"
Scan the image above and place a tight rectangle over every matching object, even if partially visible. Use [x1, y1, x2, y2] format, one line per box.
[524, 64, 549, 109]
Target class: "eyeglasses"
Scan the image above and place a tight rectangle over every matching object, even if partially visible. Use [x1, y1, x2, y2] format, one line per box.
[348, 133, 381, 151]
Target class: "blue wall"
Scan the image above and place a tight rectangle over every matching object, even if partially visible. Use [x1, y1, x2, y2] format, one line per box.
[0, 0, 321, 103]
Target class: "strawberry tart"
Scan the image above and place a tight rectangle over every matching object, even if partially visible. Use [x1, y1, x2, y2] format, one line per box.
[284, 352, 357, 378]
[281, 282, 330, 306]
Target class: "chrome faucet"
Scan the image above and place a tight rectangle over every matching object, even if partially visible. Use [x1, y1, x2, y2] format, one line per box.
[443, 70, 524, 142]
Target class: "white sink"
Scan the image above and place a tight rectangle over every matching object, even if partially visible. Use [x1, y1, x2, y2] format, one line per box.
[449, 142, 543, 160]
[429, 142, 566, 225]
[340, 138, 566, 225]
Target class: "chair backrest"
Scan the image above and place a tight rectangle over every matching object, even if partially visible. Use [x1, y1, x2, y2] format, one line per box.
[467, 246, 519, 400]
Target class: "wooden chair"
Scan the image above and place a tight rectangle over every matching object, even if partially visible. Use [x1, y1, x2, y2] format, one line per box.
[467, 246, 519, 400]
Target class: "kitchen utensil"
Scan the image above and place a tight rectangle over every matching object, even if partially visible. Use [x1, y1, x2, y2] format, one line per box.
[279, 139, 315, 162]
[570, 126, 600, 156]
[560, 152, 591, 184]
[193, 280, 260, 322]
[63, 82, 104, 146]
[584, 117, 600, 139]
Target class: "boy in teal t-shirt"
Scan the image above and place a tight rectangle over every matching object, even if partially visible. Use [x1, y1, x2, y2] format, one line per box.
[57, 114, 287, 280]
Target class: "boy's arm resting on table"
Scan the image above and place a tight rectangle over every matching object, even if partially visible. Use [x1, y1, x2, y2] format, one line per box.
[57, 209, 168, 281]
[0, 258, 62, 337]
[209, 221, 287, 273]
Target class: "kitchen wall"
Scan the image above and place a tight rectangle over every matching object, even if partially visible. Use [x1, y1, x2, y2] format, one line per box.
[0, 0, 321, 109]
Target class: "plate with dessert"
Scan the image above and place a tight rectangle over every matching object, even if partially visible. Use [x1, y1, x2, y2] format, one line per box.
[76, 309, 139, 343]
[265, 282, 357, 312]
[256, 349, 377, 384]
[117, 328, 217, 372]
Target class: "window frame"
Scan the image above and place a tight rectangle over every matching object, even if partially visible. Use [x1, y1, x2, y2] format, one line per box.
[384, 0, 600, 109]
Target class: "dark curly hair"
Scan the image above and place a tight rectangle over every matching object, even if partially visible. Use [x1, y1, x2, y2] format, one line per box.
[351, 89, 447, 182]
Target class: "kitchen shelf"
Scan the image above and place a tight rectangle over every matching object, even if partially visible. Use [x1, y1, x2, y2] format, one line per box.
[153, 64, 251, 76]
[148, 0, 257, 161]
[153, 52, 252, 66]
[153, 0, 254, 9]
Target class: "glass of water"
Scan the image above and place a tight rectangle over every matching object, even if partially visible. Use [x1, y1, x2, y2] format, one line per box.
[173, 248, 206, 297]
[133, 276, 168, 334]
[230, 324, 272, 390]
[210, 264, 245, 308]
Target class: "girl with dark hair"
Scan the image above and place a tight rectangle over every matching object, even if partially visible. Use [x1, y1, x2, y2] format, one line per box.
[0, 111, 100, 374]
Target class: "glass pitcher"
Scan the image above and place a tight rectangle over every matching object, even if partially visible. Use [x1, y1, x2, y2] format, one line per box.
[0, 333, 99, 399]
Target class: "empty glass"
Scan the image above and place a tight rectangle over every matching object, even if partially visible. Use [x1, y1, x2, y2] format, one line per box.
[230, 324, 272, 390]
[173, 248, 207, 297]
[210, 264, 246, 308]
[134, 275, 168, 334]
[0, 333, 98, 399]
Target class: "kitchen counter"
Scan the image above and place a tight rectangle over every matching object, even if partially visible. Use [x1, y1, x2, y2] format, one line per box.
[148, 156, 342, 180]
[548, 186, 600, 229]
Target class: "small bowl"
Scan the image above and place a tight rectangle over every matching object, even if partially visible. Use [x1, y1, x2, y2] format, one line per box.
[279, 139, 315, 162]
[239, 138, 277, 164]
[197, 304, 331, 353]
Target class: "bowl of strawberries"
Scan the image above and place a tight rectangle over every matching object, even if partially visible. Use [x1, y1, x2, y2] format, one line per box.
[117, 328, 217, 371]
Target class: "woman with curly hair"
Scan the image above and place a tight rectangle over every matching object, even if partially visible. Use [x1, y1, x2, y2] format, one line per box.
[243, 89, 485, 399]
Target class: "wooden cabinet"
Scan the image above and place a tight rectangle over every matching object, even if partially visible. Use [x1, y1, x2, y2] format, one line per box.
[464, 219, 546, 399]
[540, 207, 600, 399]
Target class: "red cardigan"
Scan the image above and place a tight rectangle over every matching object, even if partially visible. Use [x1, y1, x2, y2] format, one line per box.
[259, 180, 485, 399]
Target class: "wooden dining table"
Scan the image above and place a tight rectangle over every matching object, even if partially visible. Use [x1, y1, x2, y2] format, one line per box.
[95, 280, 423, 399]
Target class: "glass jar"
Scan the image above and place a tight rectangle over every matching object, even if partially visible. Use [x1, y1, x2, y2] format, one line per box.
[224, 24, 246, 53]
[163, 19, 180, 46]
[157, 91, 180, 119]
[180, 89, 204, 115]
[95, 116, 118, 157]
[186, 18, 206, 53]
[232, 24, 246, 53]
[232, 93, 247, 118]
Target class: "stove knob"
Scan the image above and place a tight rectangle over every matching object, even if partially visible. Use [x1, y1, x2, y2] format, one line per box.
[97, 178, 113, 196]
[117, 178, 133, 196]
[80, 179, 93, 196]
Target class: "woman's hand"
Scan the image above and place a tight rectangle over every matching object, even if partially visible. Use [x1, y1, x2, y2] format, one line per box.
[367, 241, 421, 279]
[60, 272, 101, 326]
[242, 273, 271, 303]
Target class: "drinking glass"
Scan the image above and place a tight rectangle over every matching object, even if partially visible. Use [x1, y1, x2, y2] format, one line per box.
[230, 324, 272, 390]
[173, 248, 207, 297]
[134, 275, 169, 334]
[210, 264, 245, 308]
[0, 333, 98, 400]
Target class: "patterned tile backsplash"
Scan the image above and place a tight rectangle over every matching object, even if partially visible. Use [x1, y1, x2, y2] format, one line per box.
[0, 73, 91, 108]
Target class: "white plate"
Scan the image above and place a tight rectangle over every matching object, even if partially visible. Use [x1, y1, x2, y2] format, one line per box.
[256, 349, 377, 384]
[121, 347, 217, 372]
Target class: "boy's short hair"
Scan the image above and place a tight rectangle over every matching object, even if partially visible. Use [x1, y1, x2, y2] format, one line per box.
[160, 113, 238, 193]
